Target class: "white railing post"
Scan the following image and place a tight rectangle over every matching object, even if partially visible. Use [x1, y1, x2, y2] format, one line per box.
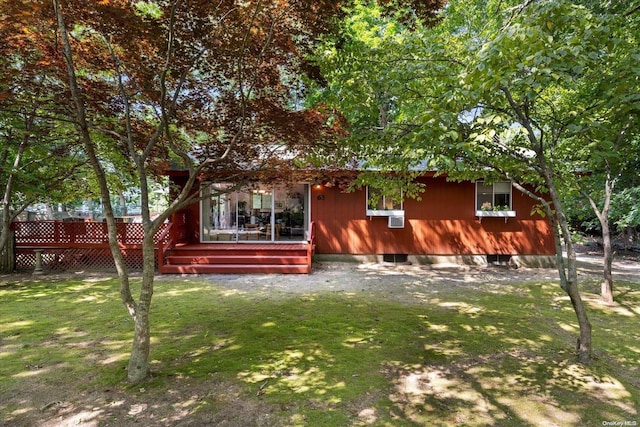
[33, 249, 44, 275]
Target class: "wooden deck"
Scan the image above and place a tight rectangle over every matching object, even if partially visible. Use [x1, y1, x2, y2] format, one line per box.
[12, 221, 315, 274]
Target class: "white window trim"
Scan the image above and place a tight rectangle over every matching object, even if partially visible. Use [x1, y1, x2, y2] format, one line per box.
[367, 209, 406, 217]
[475, 210, 517, 218]
[366, 186, 404, 217]
[475, 180, 516, 222]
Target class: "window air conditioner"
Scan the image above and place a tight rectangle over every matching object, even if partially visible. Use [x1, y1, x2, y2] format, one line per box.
[388, 215, 405, 229]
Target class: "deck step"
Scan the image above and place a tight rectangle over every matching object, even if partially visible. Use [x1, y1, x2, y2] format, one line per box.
[161, 243, 312, 274]
[169, 246, 307, 258]
[165, 255, 308, 265]
[161, 264, 309, 274]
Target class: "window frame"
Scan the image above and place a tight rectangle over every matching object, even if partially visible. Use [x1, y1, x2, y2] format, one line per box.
[475, 180, 516, 220]
[366, 186, 404, 217]
[200, 182, 310, 242]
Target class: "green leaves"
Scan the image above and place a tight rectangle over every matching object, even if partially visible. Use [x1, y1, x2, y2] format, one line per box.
[133, 1, 163, 19]
[311, 0, 640, 232]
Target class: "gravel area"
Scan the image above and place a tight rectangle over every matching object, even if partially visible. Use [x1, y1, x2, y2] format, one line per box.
[162, 253, 640, 300]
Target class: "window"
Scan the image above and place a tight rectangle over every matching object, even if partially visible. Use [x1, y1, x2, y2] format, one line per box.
[201, 183, 309, 242]
[476, 181, 512, 211]
[366, 186, 404, 216]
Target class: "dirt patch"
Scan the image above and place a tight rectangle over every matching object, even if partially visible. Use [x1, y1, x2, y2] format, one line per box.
[164, 252, 639, 303]
[4, 375, 278, 427]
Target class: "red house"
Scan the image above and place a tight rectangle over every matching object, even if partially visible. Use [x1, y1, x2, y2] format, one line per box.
[161, 171, 555, 274]
[11, 171, 555, 274]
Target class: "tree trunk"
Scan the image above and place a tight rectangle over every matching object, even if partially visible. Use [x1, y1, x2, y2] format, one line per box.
[566, 276, 592, 364]
[601, 219, 614, 304]
[503, 100, 591, 353]
[514, 177, 592, 363]
[54, 0, 140, 380]
[547, 177, 592, 363]
[45, 202, 54, 220]
[581, 169, 615, 304]
[624, 226, 635, 249]
[119, 192, 127, 217]
[0, 227, 14, 273]
[127, 233, 157, 383]
[127, 301, 151, 383]
[0, 217, 11, 261]
[124, 250, 153, 384]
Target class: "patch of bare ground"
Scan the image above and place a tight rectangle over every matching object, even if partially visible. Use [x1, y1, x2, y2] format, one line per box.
[3, 374, 283, 427]
[384, 348, 636, 427]
[4, 371, 388, 427]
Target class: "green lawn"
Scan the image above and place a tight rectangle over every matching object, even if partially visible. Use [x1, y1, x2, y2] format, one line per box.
[1, 274, 638, 426]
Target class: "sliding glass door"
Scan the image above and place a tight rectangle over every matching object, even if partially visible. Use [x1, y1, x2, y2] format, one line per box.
[273, 184, 308, 241]
[201, 183, 308, 243]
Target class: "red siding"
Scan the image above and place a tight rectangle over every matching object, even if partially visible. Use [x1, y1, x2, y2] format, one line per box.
[170, 176, 202, 244]
[310, 177, 555, 256]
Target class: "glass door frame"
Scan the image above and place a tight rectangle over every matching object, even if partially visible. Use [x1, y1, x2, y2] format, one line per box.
[200, 182, 310, 244]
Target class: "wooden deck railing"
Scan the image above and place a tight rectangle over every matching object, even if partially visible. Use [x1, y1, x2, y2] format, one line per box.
[306, 221, 316, 273]
[155, 222, 174, 274]
[13, 220, 170, 247]
[12, 220, 311, 273]
[11, 220, 173, 273]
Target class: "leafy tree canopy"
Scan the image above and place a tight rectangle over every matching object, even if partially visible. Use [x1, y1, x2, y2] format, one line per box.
[312, 0, 640, 362]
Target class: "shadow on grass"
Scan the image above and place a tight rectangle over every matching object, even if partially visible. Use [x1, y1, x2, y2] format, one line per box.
[0, 276, 638, 426]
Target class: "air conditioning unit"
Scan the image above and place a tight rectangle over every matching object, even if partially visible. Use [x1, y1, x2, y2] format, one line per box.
[388, 215, 405, 229]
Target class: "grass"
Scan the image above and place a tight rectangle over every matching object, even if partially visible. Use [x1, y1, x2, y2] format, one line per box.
[0, 273, 639, 426]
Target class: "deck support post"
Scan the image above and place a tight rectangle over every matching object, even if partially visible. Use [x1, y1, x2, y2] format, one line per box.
[33, 249, 44, 275]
